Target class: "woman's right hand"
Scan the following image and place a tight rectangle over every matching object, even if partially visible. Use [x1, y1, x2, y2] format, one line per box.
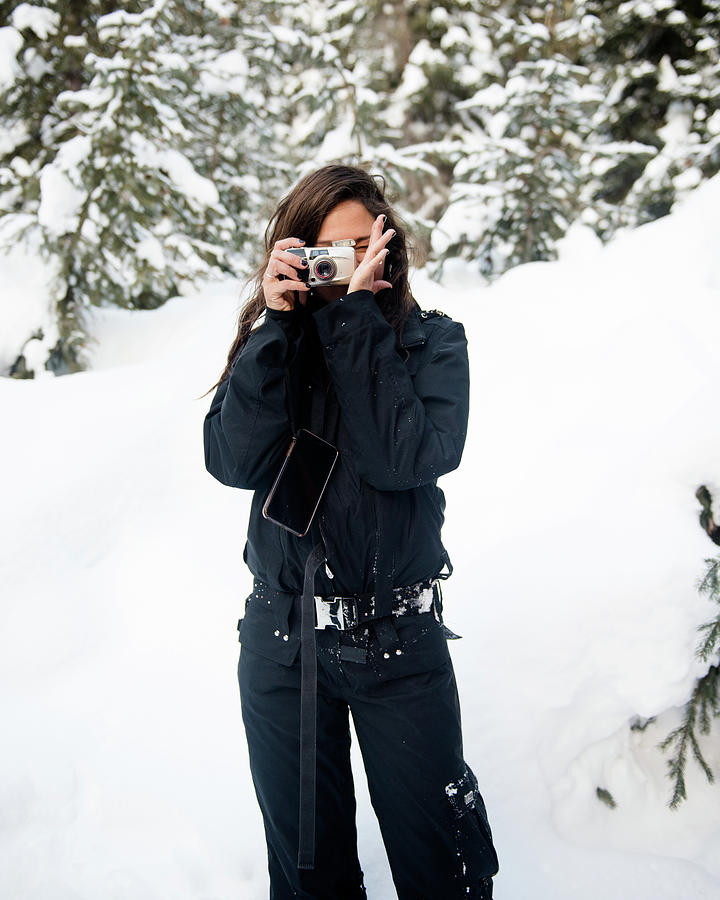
[262, 238, 311, 311]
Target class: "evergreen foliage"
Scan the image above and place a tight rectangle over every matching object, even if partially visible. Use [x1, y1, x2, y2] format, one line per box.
[46, 1, 235, 372]
[269, 0, 397, 169]
[431, 3, 605, 277]
[582, 0, 720, 233]
[1, 0, 720, 372]
[0, 0, 276, 373]
[388, 1, 501, 247]
[659, 661, 719, 808]
[272, 0, 500, 255]
[174, 0, 292, 267]
[595, 786, 617, 808]
[657, 492, 720, 808]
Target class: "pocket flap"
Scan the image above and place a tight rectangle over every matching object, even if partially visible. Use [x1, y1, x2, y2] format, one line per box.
[237, 586, 300, 666]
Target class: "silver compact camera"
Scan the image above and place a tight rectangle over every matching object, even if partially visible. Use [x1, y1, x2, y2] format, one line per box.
[285, 245, 356, 286]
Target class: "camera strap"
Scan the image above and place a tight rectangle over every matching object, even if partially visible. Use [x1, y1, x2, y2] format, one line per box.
[311, 374, 340, 444]
[284, 367, 300, 437]
[283, 358, 340, 443]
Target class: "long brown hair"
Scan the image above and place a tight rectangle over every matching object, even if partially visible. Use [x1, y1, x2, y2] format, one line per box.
[202, 164, 418, 396]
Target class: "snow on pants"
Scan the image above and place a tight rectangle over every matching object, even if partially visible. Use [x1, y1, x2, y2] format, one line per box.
[236, 591, 499, 900]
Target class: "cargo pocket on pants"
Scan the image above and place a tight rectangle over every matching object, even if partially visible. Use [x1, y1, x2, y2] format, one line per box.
[445, 764, 499, 894]
[236, 584, 300, 667]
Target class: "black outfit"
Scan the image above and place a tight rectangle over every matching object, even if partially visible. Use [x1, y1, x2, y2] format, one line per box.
[203, 289, 500, 898]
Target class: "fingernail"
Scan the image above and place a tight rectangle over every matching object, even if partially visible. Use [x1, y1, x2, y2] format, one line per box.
[298, 239, 305, 244]
[301, 259, 308, 266]
[381, 215, 386, 222]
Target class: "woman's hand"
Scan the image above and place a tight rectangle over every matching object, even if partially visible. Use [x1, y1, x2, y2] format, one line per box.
[347, 214, 394, 295]
[262, 237, 311, 311]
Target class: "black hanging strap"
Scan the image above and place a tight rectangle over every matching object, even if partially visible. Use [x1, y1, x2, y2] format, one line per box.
[297, 540, 327, 870]
[284, 367, 299, 436]
[310, 377, 341, 444]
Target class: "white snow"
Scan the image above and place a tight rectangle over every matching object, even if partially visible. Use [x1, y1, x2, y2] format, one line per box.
[129, 137, 220, 209]
[2, 175, 720, 898]
[10, 4, 60, 41]
[37, 136, 93, 235]
[0, 226, 60, 373]
[0, 26, 22, 88]
[199, 49, 249, 96]
[658, 54, 681, 92]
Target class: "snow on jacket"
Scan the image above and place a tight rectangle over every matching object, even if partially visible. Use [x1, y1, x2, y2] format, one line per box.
[203, 288, 469, 602]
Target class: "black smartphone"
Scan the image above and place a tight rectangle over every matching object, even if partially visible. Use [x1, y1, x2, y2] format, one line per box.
[262, 429, 339, 537]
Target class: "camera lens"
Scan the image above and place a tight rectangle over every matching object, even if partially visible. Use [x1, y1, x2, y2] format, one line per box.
[314, 259, 337, 282]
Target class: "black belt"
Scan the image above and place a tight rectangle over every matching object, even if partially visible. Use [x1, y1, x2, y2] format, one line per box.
[313, 579, 439, 630]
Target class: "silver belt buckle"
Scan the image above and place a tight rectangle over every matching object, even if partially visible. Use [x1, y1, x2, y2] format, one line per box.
[314, 595, 345, 630]
[314, 595, 361, 630]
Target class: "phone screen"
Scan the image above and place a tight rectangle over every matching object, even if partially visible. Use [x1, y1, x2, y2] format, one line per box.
[262, 429, 339, 537]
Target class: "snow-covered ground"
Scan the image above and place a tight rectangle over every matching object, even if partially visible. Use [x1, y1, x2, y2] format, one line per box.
[1, 176, 720, 899]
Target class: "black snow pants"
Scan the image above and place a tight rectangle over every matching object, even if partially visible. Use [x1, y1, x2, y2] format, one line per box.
[236, 582, 500, 899]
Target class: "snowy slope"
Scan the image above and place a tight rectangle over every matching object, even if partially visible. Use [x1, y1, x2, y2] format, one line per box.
[1, 177, 720, 899]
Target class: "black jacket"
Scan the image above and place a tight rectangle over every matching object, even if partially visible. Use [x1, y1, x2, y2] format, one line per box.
[203, 289, 469, 600]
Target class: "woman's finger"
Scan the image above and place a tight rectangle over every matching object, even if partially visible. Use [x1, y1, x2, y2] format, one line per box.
[270, 249, 309, 272]
[273, 280, 310, 293]
[264, 279, 309, 312]
[367, 246, 390, 271]
[273, 237, 305, 251]
[361, 242, 389, 273]
[371, 214, 385, 241]
[266, 282, 310, 304]
[347, 245, 390, 294]
[366, 221, 394, 258]
[264, 259, 307, 281]
[378, 225, 395, 247]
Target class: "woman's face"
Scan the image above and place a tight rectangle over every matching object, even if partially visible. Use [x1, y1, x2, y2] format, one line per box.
[313, 199, 379, 303]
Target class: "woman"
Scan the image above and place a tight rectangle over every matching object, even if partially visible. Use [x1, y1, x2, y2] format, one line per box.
[203, 165, 499, 899]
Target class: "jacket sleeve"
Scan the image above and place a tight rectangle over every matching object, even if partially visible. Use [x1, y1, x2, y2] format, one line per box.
[203, 307, 301, 490]
[313, 290, 469, 491]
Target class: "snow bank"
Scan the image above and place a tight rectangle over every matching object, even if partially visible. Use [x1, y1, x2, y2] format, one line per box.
[1, 176, 720, 898]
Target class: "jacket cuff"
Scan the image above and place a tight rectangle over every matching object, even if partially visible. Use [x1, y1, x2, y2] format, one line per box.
[265, 304, 302, 321]
[312, 290, 378, 341]
[264, 304, 303, 335]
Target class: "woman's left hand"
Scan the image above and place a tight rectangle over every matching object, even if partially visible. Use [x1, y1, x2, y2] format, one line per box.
[347, 214, 394, 295]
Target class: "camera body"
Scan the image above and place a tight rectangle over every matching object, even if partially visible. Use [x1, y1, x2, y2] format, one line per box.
[285, 246, 356, 286]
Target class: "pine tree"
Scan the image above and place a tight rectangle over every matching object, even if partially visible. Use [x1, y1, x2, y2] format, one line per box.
[582, 0, 720, 233]
[276, 1, 402, 175]
[271, 0, 499, 254]
[0, 0, 281, 375]
[183, 0, 296, 267]
[0, 1, 143, 239]
[0, 1, 141, 374]
[621, 486, 720, 809]
[384, 0, 502, 249]
[658, 546, 720, 808]
[430, 2, 605, 278]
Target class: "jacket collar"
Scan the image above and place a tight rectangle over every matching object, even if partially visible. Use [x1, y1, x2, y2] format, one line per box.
[400, 306, 426, 349]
